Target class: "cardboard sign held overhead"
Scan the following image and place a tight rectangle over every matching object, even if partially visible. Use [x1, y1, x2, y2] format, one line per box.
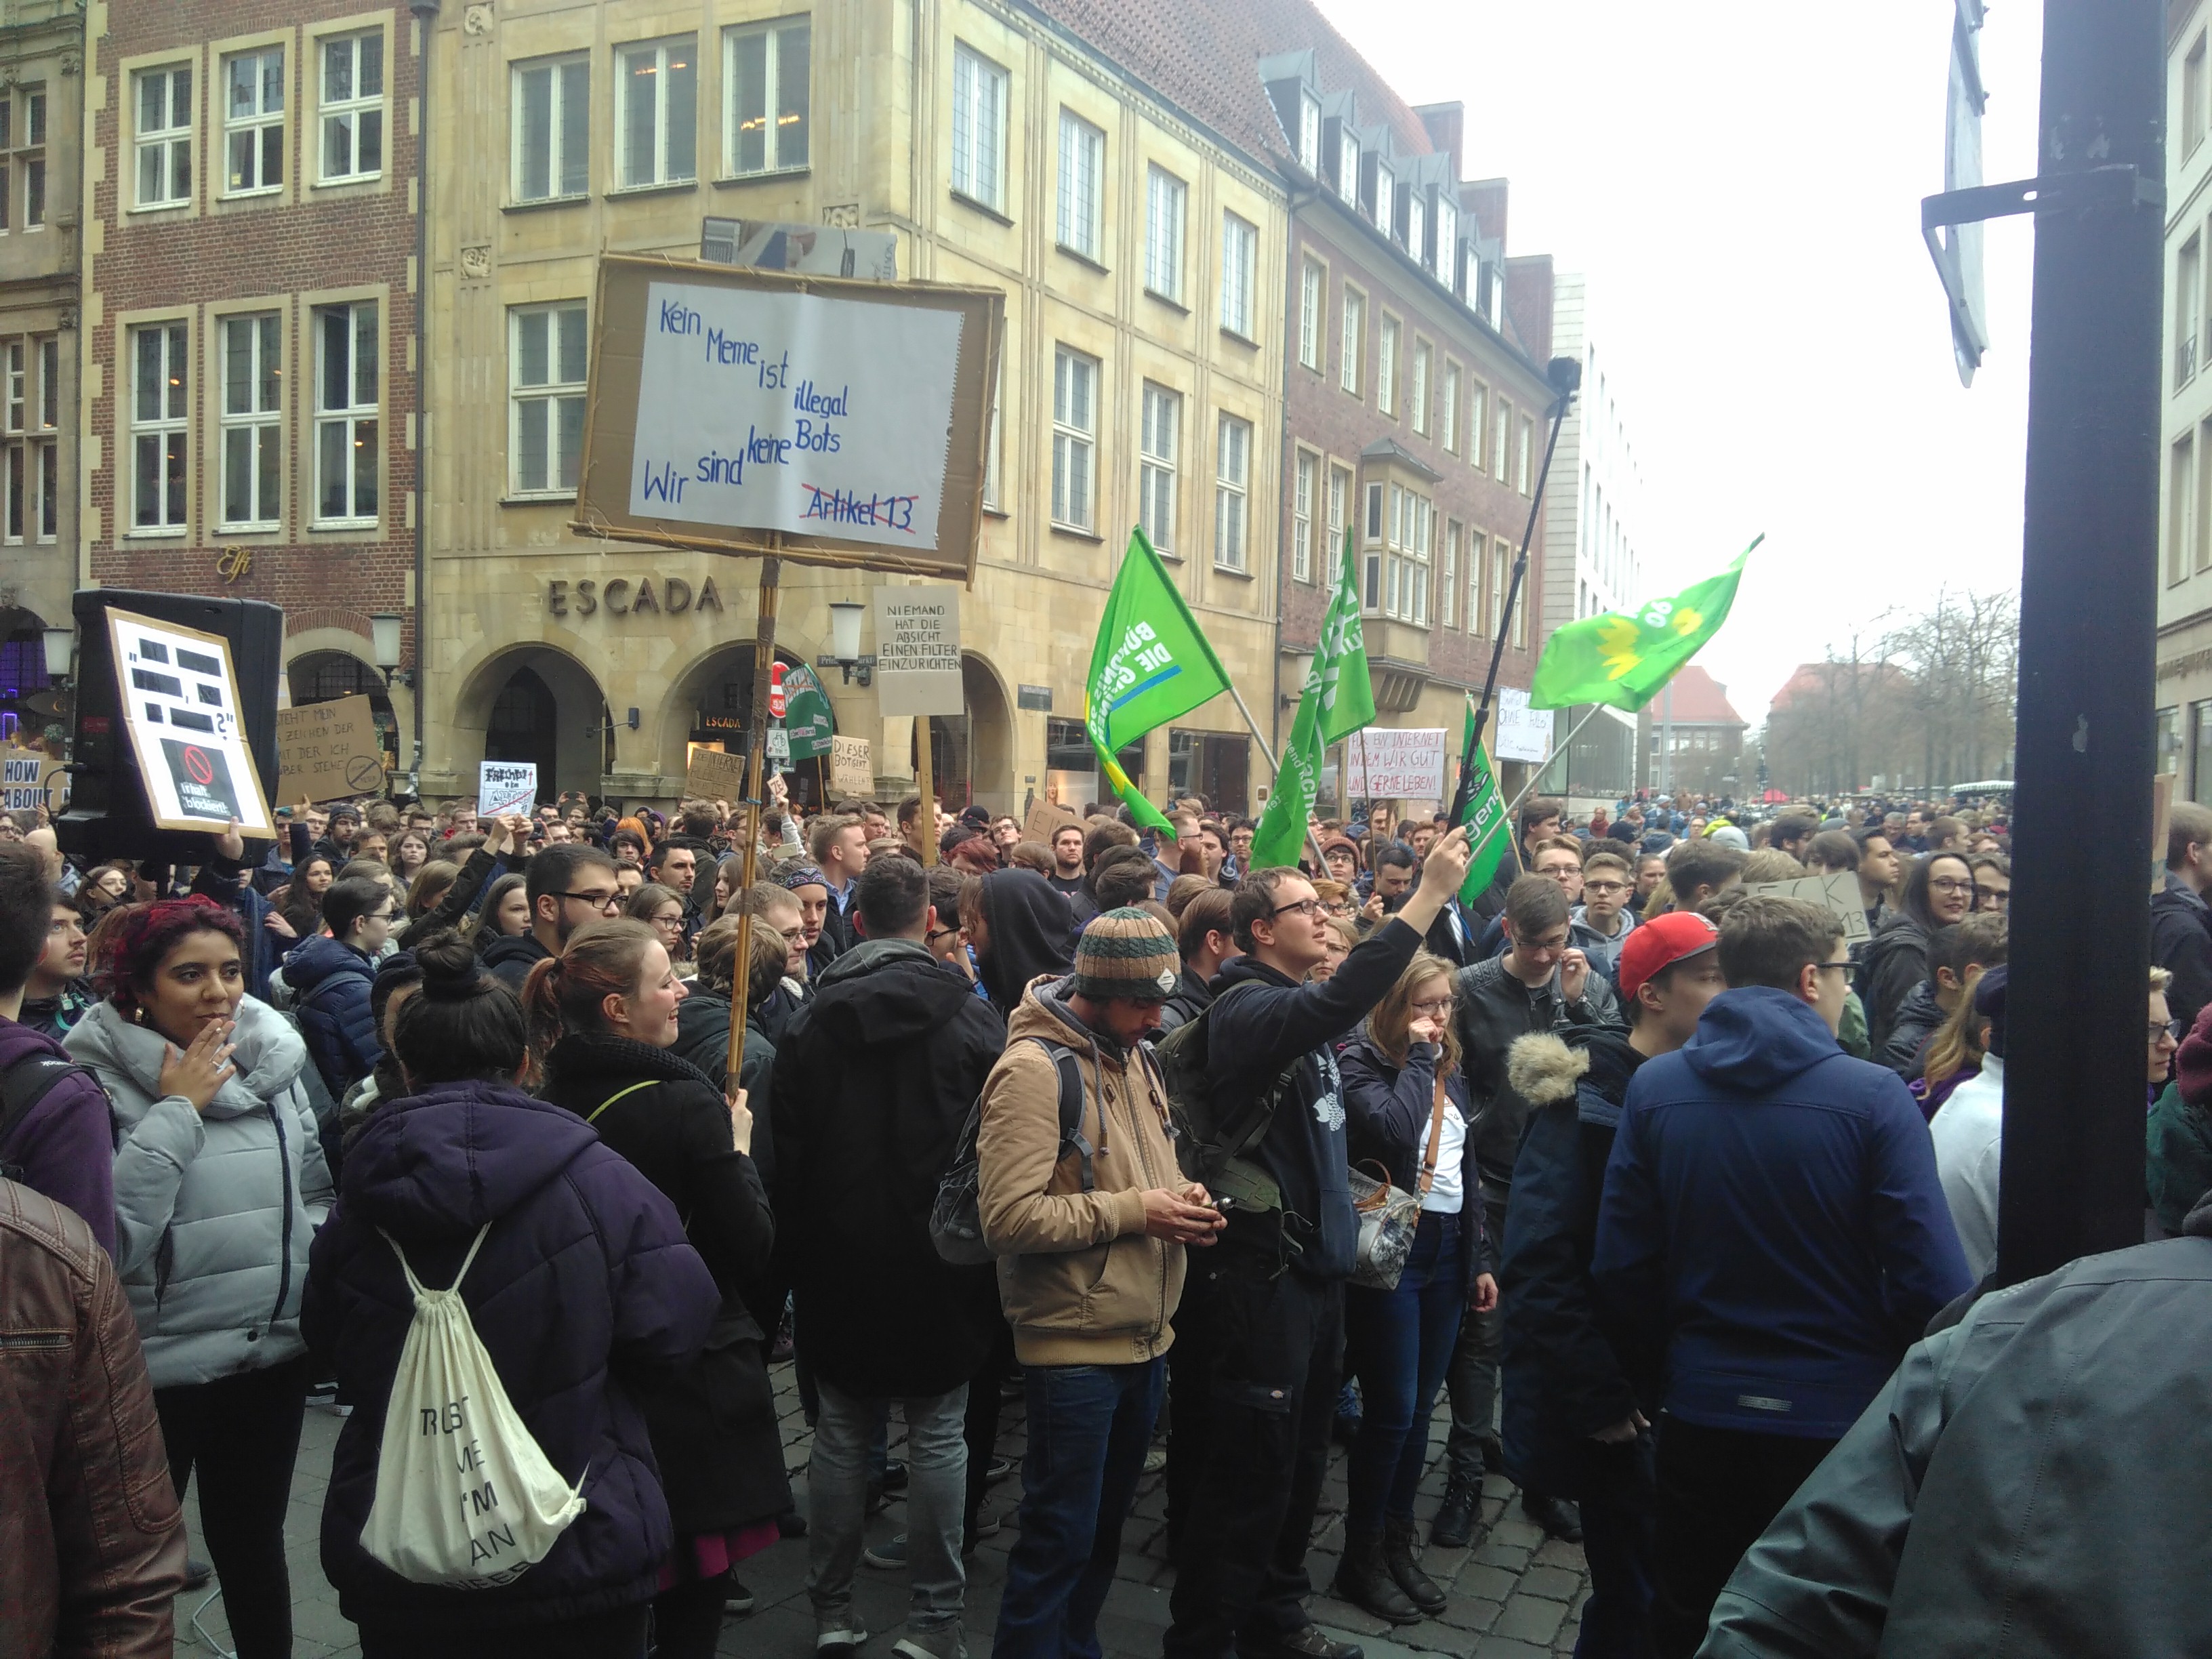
[1744, 873, 1872, 945]
[105, 606, 275, 834]
[873, 587, 965, 718]
[830, 735, 873, 796]
[1024, 800, 1082, 845]
[1344, 729, 1448, 800]
[478, 761, 539, 821]
[276, 695, 385, 803]
[1, 746, 50, 813]
[684, 745, 751, 802]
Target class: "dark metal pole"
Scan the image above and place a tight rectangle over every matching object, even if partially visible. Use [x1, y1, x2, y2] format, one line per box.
[1997, 0, 2163, 1286]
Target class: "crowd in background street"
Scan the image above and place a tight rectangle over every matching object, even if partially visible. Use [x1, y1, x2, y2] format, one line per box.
[5, 770, 2212, 1658]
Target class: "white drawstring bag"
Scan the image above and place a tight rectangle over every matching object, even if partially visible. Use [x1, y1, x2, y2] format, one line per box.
[359, 1225, 588, 1586]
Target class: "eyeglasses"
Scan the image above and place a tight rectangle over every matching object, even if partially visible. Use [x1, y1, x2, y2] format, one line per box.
[1584, 880, 1630, 895]
[1814, 960, 1858, 985]
[926, 926, 962, 943]
[1409, 996, 1454, 1016]
[560, 889, 623, 912]
[1270, 898, 1328, 922]
[2152, 1020, 2183, 1043]
[777, 925, 808, 943]
[1927, 878, 1975, 896]
[649, 912, 684, 930]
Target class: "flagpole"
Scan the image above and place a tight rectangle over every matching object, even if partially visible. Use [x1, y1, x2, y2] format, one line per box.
[1223, 680, 1330, 871]
[1452, 359, 1580, 823]
[1501, 704, 1609, 821]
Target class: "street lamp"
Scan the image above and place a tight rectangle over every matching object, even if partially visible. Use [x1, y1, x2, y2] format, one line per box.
[819, 600, 876, 686]
[41, 626, 73, 684]
[370, 614, 409, 688]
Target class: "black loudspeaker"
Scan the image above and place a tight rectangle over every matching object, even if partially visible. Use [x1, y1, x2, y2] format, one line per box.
[56, 589, 285, 866]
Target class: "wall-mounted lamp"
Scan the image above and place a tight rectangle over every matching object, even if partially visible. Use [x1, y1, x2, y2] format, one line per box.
[370, 614, 413, 689]
[819, 600, 877, 687]
[41, 626, 74, 684]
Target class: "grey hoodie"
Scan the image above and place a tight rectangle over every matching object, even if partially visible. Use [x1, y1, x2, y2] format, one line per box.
[67, 996, 334, 1388]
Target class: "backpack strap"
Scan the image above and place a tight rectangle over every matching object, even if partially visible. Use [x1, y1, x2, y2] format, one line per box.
[587, 1080, 657, 1124]
[380, 1223, 494, 1298]
[1206, 981, 1307, 1162]
[1026, 1038, 1096, 1194]
[0, 1052, 89, 1177]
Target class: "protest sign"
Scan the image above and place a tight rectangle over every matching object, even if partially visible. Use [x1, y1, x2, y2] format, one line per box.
[1024, 800, 1081, 845]
[873, 587, 964, 717]
[684, 746, 750, 802]
[830, 735, 873, 796]
[276, 695, 385, 803]
[1496, 687, 1557, 764]
[1343, 729, 1448, 800]
[477, 760, 539, 821]
[104, 606, 274, 834]
[2, 747, 48, 813]
[1744, 872, 1872, 945]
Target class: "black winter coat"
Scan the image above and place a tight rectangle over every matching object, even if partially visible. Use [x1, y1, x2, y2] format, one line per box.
[283, 934, 381, 1099]
[1337, 1033, 1490, 1292]
[1155, 964, 1214, 1035]
[1877, 981, 1945, 1081]
[1452, 955, 1618, 1193]
[768, 939, 1006, 1397]
[536, 1031, 788, 1536]
[1859, 914, 1931, 1057]
[481, 929, 554, 994]
[672, 990, 780, 1196]
[2152, 873, 2212, 1036]
[977, 869, 1078, 1019]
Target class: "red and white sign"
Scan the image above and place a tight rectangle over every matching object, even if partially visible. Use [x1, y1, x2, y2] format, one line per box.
[767, 662, 787, 720]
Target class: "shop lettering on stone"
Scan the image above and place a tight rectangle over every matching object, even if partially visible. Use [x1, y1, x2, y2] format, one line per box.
[544, 576, 726, 618]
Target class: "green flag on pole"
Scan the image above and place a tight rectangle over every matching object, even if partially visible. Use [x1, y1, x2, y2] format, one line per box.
[1250, 528, 1374, 869]
[1528, 535, 1763, 712]
[1454, 702, 1512, 905]
[1084, 527, 1234, 833]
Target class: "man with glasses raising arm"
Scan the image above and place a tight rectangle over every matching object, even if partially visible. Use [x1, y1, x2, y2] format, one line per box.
[483, 841, 624, 992]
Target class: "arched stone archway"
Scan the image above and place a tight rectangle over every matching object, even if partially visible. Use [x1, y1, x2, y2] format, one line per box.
[286, 650, 401, 773]
[909, 652, 1017, 815]
[449, 644, 613, 801]
[0, 602, 56, 750]
[659, 640, 824, 804]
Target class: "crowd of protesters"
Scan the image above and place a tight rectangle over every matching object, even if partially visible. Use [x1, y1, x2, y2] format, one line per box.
[3, 767, 2211, 1658]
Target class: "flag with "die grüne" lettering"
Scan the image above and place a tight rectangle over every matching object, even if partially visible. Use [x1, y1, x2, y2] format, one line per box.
[1085, 527, 1233, 834]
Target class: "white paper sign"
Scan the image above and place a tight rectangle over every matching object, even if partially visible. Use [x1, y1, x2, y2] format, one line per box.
[873, 587, 966, 717]
[1744, 873, 1873, 945]
[1343, 729, 1448, 799]
[106, 607, 274, 835]
[477, 761, 539, 821]
[2, 747, 47, 813]
[629, 281, 964, 550]
[1496, 687, 1557, 764]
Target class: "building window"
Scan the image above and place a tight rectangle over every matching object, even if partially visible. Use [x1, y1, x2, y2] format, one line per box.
[1407, 191, 1426, 265]
[1293, 450, 1315, 583]
[1442, 519, 1460, 627]
[1495, 398, 1513, 482]
[1373, 165, 1393, 236]
[3, 336, 56, 544]
[1377, 315, 1399, 415]
[1337, 130, 1359, 203]
[513, 56, 590, 203]
[16, 90, 42, 228]
[1220, 213, 1256, 339]
[1328, 463, 1350, 575]
[131, 323, 189, 531]
[951, 43, 1008, 213]
[1441, 362, 1460, 453]
[2188, 33, 2209, 158]
[2175, 433, 2198, 587]
[1139, 382, 1179, 555]
[1382, 484, 1431, 623]
[616, 37, 696, 188]
[1145, 167, 1185, 302]
[1512, 550, 1528, 647]
[2181, 237, 2203, 390]
[1410, 340, 1431, 436]
[320, 30, 385, 182]
[136, 66, 193, 209]
[1298, 92, 1321, 173]
[725, 17, 808, 177]
[1467, 531, 1483, 630]
[314, 302, 378, 525]
[1469, 380, 1489, 470]
[219, 314, 282, 529]
[511, 302, 587, 497]
[1057, 110, 1104, 260]
[1435, 195, 1458, 284]
[1051, 345, 1097, 532]
[1518, 414, 1536, 493]
[1298, 260, 1322, 369]
[2200, 415, 2212, 573]
[1214, 413, 1250, 571]
[223, 48, 285, 195]
[2193, 701, 2212, 804]
[1340, 287, 1364, 395]
[1490, 541, 1509, 639]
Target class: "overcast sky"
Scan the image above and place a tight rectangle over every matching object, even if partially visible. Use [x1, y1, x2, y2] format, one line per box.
[1313, 0, 2047, 723]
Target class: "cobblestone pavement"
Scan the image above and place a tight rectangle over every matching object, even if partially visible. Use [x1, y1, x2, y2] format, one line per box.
[174, 1364, 1590, 1659]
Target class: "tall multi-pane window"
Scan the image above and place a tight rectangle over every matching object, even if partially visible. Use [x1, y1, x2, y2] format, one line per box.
[224, 48, 285, 194]
[3, 336, 56, 543]
[1382, 485, 1430, 622]
[950, 44, 1008, 213]
[1214, 413, 1250, 571]
[511, 302, 588, 496]
[1337, 131, 1359, 203]
[1518, 415, 1536, 492]
[1407, 192, 1426, 264]
[983, 354, 1003, 511]
[1469, 380, 1489, 470]
[1434, 196, 1458, 283]
[1298, 260, 1322, 369]
[1139, 383, 1179, 554]
[18, 90, 42, 228]
[314, 302, 379, 525]
[1292, 451, 1315, 583]
[136, 66, 194, 207]
[1441, 363, 1460, 453]
[1495, 400, 1513, 483]
[220, 314, 282, 529]
[1220, 213, 1256, 337]
[1050, 346, 1097, 532]
[320, 31, 385, 182]
[513, 56, 590, 202]
[725, 17, 809, 177]
[1491, 543, 1511, 640]
[1145, 167, 1185, 301]
[616, 37, 695, 188]
[1328, 464, 1350, 577]
[131, 323, 189, 531]
[1057, 111, 1104, 259]
[1377, 316, 1398, 415]
[1441, 520, 1460, 628]
[1361, 481, 1385, 609]
[1467, 531, 1483, 631]
[1373, 166, 1393, 235]
[1340, 287, 1364, 394]
[1410, 342, 1431, 435]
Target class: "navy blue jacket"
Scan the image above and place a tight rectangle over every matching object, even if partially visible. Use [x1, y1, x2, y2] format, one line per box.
[1592, 987, 1971, 1439]
[283, 933, 382, 1099]
[1338, 1033, 1490, 1292]
[304, 1080, 718, 1631]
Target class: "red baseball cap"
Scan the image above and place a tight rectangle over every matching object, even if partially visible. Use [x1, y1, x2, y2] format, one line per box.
[1617, 911, 1721, 1004]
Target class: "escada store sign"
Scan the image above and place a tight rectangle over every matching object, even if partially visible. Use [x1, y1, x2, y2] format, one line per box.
[545, 576, 725, 617]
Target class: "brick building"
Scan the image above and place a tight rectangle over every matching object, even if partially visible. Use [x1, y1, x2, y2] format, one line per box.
[1637, 662, 1744, 798]
[83, 0, 422, 772]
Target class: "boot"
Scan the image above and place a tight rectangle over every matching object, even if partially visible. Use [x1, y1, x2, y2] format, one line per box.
[1430, 1475, 1479, 1549]
[1330, 1534, 1423, 1626]
[1383, 1518, 1448, 1616]
[1521, 1491, 1584, 1543]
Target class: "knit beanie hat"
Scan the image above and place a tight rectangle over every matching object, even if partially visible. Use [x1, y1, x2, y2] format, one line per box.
[2179, 1000, 2212, 1107]
[1071, 908, 1181, 1002]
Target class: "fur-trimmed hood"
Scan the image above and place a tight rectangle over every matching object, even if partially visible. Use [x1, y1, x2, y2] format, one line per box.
[1509, 1031, 1589, 1109]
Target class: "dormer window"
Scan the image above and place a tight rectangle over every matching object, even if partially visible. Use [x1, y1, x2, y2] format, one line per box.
[1338, 130, 1359, 203]
[1435, 197, 1458, 284]
[1406, 192, 1425, 266]
[1374, 165, 1392, 236]
[1298, 92, 1321, 173]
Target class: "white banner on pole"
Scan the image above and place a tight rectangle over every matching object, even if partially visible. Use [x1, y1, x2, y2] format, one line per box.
[1343, 729, 1448, 799]
[1496, 687, 1557, 764]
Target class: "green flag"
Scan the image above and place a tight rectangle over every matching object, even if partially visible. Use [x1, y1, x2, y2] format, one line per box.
[1528, 535, 1763, 711]
[1454, 703, 1512, 905]
[1250, 529, 1374, 869]
[1085, 527, 1234, 832]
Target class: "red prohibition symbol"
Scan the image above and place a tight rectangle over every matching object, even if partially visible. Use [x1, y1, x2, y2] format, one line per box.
[182, 745, 216, 787]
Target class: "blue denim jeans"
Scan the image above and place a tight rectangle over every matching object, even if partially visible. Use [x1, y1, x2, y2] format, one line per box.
[1343, 1210, 1467, 1538]
[994, 1358, 1166, 1659]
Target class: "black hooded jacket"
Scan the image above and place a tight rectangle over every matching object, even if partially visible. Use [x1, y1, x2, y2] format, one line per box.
[1859, 914, 1931, 1056]
[979, 868, 1078, 1019]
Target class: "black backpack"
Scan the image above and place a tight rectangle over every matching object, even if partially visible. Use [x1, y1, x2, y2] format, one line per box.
[930, 1037, 1090, 1265]
[1150, 981, 1304, 1213]
[0, 1050, 94, 1184]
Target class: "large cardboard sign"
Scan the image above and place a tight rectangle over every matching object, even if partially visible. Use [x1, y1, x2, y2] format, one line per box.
[575, 256, 1002, 579]
[2, 746, 50, 813]
[106, 606, 274, 834]
[477, 761, 538, 821]
[276, 695, 385, 803]
[1344, 729, 1448, 800]
[684, 746, 751, 802]
[1024, 800, 1082, 845]
[1744, 873, 1873, 945]
[830, 736, 874, 797]
[873, 587, 965, 718]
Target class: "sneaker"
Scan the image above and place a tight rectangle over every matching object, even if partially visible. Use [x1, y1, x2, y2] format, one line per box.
[1239, 1625, 1365, 1659]
[879, 1459, 909, 1492]
[1143, 1446, 1168, 1475]
[863, 1534, 908, 1570]
[893, 1633, 966, 1659]
[816, 1620, 869, 1652]
[725, 1577, 757, 1615]
[983, 1454, 1014, 1484]
[182, 1556, 213, 1592]
[777, 1507, 810, 1538]
[304, 1378, 340, 1408]
[962, 1502, 1002, 1555]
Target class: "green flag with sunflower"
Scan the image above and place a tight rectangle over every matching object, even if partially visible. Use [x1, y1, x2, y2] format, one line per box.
[1528, 535, 1763, 711]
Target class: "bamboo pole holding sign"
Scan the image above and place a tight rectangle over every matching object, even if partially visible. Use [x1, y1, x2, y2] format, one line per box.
[726, 548, 783, 1094]
[916, 712, 937, 867]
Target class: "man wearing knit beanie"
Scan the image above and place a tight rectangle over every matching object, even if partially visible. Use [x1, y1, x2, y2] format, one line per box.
[975, 907, 1224, 1657]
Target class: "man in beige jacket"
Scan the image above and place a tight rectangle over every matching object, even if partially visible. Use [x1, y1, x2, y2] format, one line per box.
[977, 908, 1224, 1659]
